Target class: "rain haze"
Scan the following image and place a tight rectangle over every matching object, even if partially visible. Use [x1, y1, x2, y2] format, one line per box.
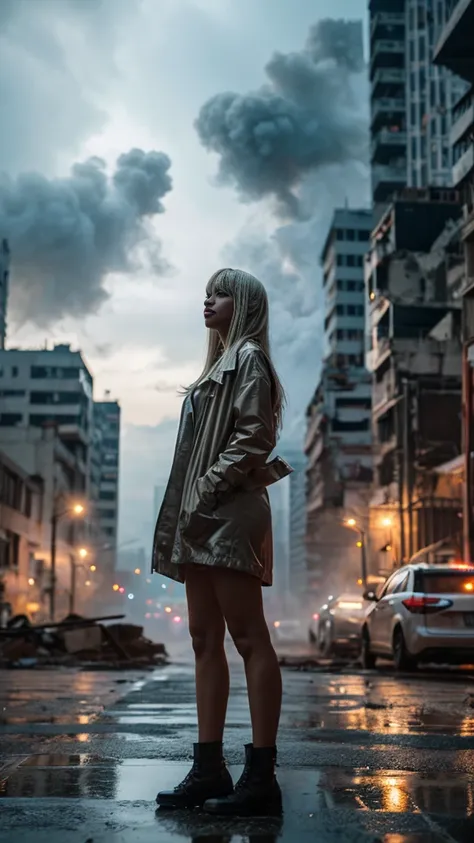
[0, 0, 369, 547]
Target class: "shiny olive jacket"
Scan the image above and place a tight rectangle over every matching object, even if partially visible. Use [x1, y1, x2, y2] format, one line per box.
[151, 341, 292, 586]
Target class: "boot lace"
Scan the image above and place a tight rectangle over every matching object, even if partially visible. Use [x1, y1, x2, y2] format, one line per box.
[175, 762, 198, 792]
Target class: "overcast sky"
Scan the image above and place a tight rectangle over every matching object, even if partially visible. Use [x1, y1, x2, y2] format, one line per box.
[0, 0, 369, 546]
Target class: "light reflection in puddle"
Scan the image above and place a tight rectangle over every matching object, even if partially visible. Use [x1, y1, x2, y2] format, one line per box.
[322, 768, 474, 816]
[291, 705, 474, 736]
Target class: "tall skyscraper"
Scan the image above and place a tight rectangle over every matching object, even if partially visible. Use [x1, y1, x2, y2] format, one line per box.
[305, 209, 373, 597]
[93, 400, 121, 558]
[370, 0, 467, 211]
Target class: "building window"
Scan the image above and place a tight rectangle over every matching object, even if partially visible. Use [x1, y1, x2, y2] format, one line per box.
[0, 413, 22, 426]
[99, 490, 116, 501]
[346, 229, 355, 241]
[336, 229, 344, 240]
[11, 366, 18, 378]
[347, 255, 355, 267]
[336, 304, 345, 315]
[29, 414, 77, 426]
[99, 508, 116, 519]
[357, 230, 368, 242]
[30, 365, 80, 379]
[0, 390, 26, 397]
[104, 527, 115, 537]
[347, 281, 356, 291]
[30, 391, 82, 405]
[336, 255, 344, 266]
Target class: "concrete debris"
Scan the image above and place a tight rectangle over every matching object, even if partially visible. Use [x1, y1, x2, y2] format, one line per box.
[0, 614, 168, 669]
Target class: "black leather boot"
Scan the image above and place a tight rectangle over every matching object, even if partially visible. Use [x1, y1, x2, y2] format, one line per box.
[203, 744, 282, 817]
[156, 741, 233, 809]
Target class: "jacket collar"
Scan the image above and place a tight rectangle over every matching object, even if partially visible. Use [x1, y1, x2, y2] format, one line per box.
[208, 340, 259, 385]
[208, 346, 239, 384]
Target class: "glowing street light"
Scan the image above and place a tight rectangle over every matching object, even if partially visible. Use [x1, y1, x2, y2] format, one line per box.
[165, 606, 172, 614]
[50, 499, 86, 621]
[28, 577, 35, 586]
[113, 584, 119, 591]
[382, 517, 392, 527]
[78, 547, 88, 559]
[89, 564, 97, 572]
[85, 580, 91, 587]
[134, 568, 141, 575]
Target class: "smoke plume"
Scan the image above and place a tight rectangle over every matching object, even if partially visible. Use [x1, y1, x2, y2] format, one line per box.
[196, 19, 370, 439]
[195, 19, 367, 217]
[0, 148, 173, 326]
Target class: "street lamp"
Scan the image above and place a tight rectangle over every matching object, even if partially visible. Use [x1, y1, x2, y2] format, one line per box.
[50, 499, 85, 621]
[344, 518, 368, 589]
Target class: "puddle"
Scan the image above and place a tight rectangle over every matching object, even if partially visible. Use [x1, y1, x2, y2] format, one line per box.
[0, 759, 324, 805]
[19, 755, 113, 767]
[290, 706, 474, 736]
[323, 768, 474, 816]
[0, 714, 97, 726]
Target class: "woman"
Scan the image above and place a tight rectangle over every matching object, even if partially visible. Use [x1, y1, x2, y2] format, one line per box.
[153, 267, 291, 817]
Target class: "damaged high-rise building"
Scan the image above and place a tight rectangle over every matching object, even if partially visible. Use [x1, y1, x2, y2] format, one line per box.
[305, 209, 374, 600]
[365, 187, 465, 570]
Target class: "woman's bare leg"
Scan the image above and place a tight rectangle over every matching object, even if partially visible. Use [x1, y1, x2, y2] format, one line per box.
[185, 564, 229, 742]
[211, 569, 281, 747]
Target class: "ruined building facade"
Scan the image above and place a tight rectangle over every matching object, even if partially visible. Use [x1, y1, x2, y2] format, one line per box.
[365, 188, 464, 570]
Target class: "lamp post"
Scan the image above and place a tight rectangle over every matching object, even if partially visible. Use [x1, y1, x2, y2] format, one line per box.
[50, 501, 85, 621]
[344, 518, 368, 589]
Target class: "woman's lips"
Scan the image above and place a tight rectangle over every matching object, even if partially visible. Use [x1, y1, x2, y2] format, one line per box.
[204, 309, 215, 317]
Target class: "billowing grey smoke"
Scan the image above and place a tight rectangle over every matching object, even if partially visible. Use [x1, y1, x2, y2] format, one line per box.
[195, 19, 367, 216]
[0, 148, 172, 326]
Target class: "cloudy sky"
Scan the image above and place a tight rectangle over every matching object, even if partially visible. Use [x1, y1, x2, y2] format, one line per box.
[0, 0, 369, 546]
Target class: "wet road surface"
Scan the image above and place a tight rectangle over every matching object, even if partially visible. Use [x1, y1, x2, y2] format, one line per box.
[1, 652, 474, 842]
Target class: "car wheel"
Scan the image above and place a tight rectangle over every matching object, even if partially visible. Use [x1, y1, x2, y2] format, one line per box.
[361, 629, 376, 670]
[317, 624, 333, 658]
[393, 626, 417, 672]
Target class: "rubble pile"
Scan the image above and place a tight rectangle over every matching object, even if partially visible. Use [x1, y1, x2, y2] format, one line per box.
[0, 613, 169, 669]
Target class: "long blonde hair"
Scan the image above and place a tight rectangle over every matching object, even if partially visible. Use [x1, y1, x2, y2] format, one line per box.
[189, 267, 285, 431]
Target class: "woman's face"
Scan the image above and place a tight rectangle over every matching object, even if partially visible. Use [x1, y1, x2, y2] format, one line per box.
[204, 286, 234, 337]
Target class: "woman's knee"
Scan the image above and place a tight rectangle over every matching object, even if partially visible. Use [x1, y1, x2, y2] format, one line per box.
[189, 619, 225, 658]
[229, 622, 271, 662]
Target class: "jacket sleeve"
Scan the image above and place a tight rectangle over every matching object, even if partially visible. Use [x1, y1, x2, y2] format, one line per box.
[196, 349, 276, 508]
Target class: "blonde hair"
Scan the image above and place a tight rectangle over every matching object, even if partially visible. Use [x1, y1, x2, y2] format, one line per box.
[189, 267, 285, 431]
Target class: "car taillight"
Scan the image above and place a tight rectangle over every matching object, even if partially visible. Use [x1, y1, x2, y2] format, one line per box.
[402, 595, 453, 614]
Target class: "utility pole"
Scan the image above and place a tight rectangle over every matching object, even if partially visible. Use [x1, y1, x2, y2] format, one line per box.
[50, 509, 57, 621]
[463, 341, 474, 564]
[360, 530, 368, 589]
[402, 379, 414, 559]
[69, 556, 76, 615]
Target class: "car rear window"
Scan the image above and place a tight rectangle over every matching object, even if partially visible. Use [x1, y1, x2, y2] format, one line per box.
[420, 572, 474, 594]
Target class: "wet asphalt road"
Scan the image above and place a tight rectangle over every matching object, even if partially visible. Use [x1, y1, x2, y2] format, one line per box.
[1, 646, 474, 842]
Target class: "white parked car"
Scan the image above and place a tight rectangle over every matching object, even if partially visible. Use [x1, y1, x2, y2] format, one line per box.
[361, 564, 474, 671]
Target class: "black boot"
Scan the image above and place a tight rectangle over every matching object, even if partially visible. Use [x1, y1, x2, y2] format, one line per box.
[156, 741, 233, 809]
[203, 744, 282, 817]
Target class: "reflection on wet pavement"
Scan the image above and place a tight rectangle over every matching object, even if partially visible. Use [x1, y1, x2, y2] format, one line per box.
[2, 665, 474, 841]
[323, 768, 474, 815]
